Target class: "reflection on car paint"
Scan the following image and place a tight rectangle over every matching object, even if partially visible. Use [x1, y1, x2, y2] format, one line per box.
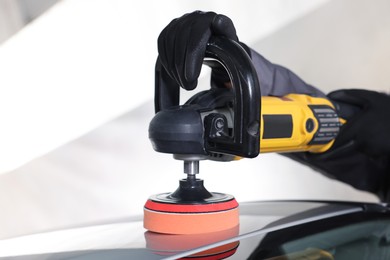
[145, 225, 239, 259]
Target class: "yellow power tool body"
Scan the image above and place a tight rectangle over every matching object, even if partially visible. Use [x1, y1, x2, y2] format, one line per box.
[260, 94, 341, 154]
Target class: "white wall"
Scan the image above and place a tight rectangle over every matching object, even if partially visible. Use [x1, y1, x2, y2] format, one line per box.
[0, 0, 24, 44]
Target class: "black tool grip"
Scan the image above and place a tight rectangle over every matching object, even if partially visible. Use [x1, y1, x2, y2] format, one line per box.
[154, 37, 261, 158]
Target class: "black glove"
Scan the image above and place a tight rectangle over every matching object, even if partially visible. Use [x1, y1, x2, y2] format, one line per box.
[157, 11, 239, 90]
[158, 11, 326, 97]
[286, 89, 390, 201]
[329, 89, 390, 156]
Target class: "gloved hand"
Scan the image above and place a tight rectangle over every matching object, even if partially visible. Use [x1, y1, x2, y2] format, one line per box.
[286, 89, 390, 201]
[157, 11, 239, 90]
[157, 11, 325, 98]
[329, 89, 390, 156]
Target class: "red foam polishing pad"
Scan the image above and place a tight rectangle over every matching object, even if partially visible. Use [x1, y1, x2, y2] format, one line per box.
[143, 193, 239, 234]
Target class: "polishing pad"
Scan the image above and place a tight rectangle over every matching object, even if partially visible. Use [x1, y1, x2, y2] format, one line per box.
[145, 225, 240, 258]
[144, 192, 239, 234]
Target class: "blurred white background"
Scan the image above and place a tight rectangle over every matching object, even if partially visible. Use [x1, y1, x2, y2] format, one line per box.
[0, 0, 389, 241]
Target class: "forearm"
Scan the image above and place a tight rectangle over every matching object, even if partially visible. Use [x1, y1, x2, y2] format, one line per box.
[248, 47, 326, 98]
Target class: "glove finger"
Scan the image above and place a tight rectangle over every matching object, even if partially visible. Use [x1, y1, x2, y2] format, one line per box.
[157, 27, 169, 75]
[182, 12, 216, 90]
[158, 17, 180, 79]
[211, 14, 238, 41]
[158, 13, 197, 87]
[170, 12, 207, 89]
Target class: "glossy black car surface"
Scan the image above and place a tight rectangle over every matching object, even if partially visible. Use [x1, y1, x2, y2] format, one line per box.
[2, 200, 390, 259]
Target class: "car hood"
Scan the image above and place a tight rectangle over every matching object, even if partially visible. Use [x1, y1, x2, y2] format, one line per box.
[0, 200, 377, 259]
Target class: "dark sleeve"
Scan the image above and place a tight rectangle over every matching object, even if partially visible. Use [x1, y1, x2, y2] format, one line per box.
[248, 47, 326, 98]
[211, 44, 326, 98]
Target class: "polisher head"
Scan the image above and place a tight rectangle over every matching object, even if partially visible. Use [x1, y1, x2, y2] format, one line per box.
[143, 176, 239, 234]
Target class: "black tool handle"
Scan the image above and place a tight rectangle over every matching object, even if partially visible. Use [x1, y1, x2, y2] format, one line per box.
[154, 37, 261, 158]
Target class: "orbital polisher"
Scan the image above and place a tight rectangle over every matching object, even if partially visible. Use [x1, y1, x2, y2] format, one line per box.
[144, 36, 342, 235]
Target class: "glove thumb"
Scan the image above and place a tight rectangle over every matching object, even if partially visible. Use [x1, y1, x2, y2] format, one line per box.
[211, 14, 239, 42]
